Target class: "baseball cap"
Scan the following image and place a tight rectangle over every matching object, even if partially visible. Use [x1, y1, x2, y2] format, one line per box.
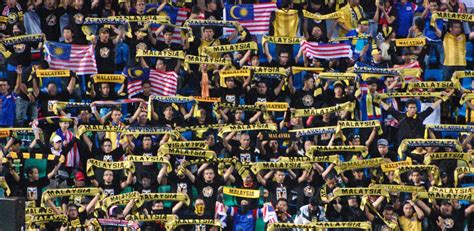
[377, 138, 389, 146]
[441, 200, 452, 206]
[52, 135, 62, 143]
[75, 171, 85, 181]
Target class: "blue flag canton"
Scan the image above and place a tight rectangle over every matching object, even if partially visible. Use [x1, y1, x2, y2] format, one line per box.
[225, 4, 254, 21]
[45, 41, 71, 60]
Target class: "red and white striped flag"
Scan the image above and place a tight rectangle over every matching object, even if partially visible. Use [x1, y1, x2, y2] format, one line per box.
[44, 41, 97, 75]
[301, 41, 353, 59]
[127, 68, 178, 97]
[224, 3, 277, 35]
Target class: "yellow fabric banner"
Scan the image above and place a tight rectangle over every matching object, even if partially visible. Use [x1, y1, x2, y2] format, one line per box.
[136, 49, 185, 59]
[424, 152, 472, 165]
[407, 81, 453, 90]
[302, 10, 343, 20]
[35, 70, 71, 78]
[397, 139, 462, 159]
[335, 158, 386, 173]
[139, 193, 190, 206]
[242, 66, 287, 76]
[291, 66, 324, 75]
[394, 165, 439, 184]
[255, 102, 289, 111]
[294, 102, 355, 117]
[395, 38, 426, 47]
[262, 36, 302, 44]
[250, 161, 313, 174]
[454, 167, 474, 186]
[218, 123, 277, 137]
[223, 187, 260, 198]
[92, 74, 126, 83]
[86, 159, 135, 177]
[307, 145, 368, 158]
[380, 159, 412, 172]
[289, 126, 337, 137]
[451, 70, 474, 89]
[204, 42, 258, 53]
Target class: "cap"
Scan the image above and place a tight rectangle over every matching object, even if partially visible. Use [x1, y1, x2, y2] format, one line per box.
[99, 27, 109, 34]
[358, 18, 369, 25]
[349, 134, 361, 140]
[440, 171, 448, 178]
[333, 81, 345, 89]
[441, 200, 452, 206]
[377, 138, 389, 146]
[349, 195, 358, 199]
[52, 135, 62, 143]
[75, 171, 85, 181]
[371, 49, 380, 56]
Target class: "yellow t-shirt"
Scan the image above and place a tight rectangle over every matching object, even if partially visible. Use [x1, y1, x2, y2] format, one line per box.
[399, 214, 422, 231]
[443, 33, 466, 66]
[337, 4, 365, 37]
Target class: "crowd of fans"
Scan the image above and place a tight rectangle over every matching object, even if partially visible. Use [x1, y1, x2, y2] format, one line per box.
[0, 0, 474, 230]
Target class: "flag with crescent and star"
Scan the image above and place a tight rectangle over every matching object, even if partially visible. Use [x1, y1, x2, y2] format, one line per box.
[44, 41, 97, 75]
[224, 3, 277, 35]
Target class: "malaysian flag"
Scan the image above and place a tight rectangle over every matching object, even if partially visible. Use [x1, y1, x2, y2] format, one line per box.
[214, 201, 227, 228]
[301, 41, 353, 59]
[223, 3, 277, 35]
[261, 203, 278, 224]
[125, 67, 178, 97]
[44, 41, 97, 75]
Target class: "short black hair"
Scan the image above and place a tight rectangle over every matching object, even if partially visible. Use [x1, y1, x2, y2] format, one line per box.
[405, 99, 417, 107]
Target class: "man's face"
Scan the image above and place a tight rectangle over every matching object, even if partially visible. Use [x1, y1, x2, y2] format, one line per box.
[63, 29, 73, 40]
[279, 53, 289, 65]
[348, 198, 358, 207]
[45, 0, 55, 8]
[240, 134, 250, 148]
[383, 209, 394, 220]
[74, 179, 85, 187]
[141, 177, 151, 188]
[99, 31, 109, 41]
[429, 2, 439, 11]
[403, 203, 414, 217]
[143, 83, 151, 95]
[368, 83, 377, 93]
[100, 83, 110, 96]
[0, 81, 9, 94]
[440, 203, 453, 215]
[47, 83, 58, 96]
[450, 23, 462, 35]
[143, 137, 152, 149]
[74, 0, 84, 8]
[206, 134, 215, 147]
[203, 29, 214, 41]
[53, 139, 62, 150]
[305, 78, 315, 89]
[406, 104, 417, 117]
[67, 206, 79, 219]
[257, 83, 267, 94]
[135, 0, 145, 12]
[59, 121, 69, 131]
[207, 1, 217, 11]
[79, 110, 90, 121]
[360, 24, 369, 33]
[29, 168, 40, 181]
[411, 172, 421, 183]
[203, 169, 215, 182]
[276, 201, 288, 212]
[111, 110, 122, 123]
[251, 56, 259, 66]
[102, 141, 112, 153]
[103, 170, 114, 183]
[378, 145, 388, 155]
[156, 60, 165, 70]
[275, 171, 285, 183]
[269, 140, 278, 150]
[384, 77, 394, 87]
[225, 79, 235, 88]
[164, 106, 173, 119]
[163, 32, 173, 43]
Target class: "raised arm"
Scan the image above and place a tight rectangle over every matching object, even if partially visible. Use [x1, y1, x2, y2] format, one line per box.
[47, 161, 62, 179]
[13, 65, 22, 94]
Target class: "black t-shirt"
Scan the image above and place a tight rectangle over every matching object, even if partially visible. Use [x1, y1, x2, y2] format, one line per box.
[297, 174, 324, 207]
[36, 6, 65, 41]
[125, 37, 152, 66]
[156, 116, 184, 128]
[95, 39, 116, 74]
[230, 142, 257, 163]
[20, 177, 50, 206]
[63, 209, 88, 229]
[66, 6, 90, 44]
[168, 172, 193, 197]
[245, 88, 276, 105]
[216, 87, 243, 105]
[194, 176, 225, 212]
[131, 145, 159, 183]
[7, 42, 33, 67]
[93, 146, 124, 162]
[38, 91, 70, 117]
[293, 87, 325, 108]
[428, 209, 465, 231]
[266, 178, 297, 205]
[100, 182, 122, 197]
